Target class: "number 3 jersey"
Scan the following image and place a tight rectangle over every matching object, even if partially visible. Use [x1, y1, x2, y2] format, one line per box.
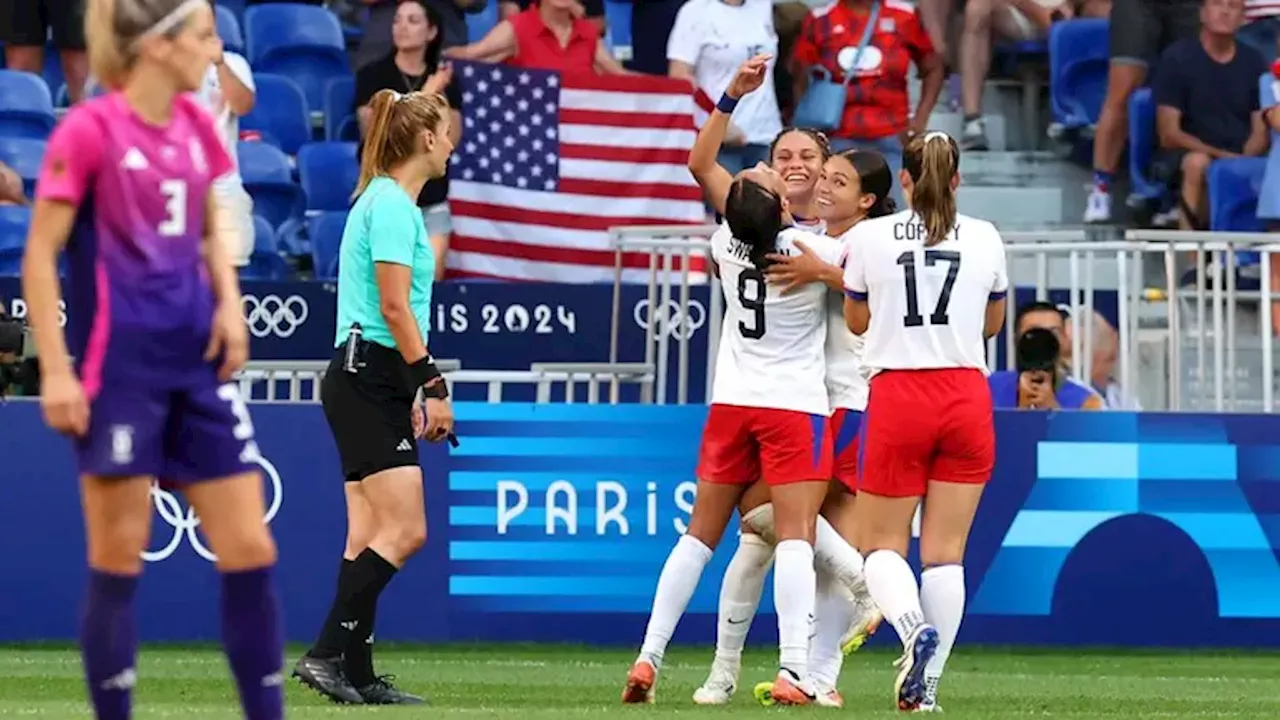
[842, 209, 1008, 373]
[35, 94, 233, 390]
[709, 224, 846, 416]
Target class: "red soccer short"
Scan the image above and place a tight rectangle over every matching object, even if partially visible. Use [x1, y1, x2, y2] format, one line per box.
[697, 404, 834, 486]
[829, 408, 863, 492]
[858, 368, 995, 498]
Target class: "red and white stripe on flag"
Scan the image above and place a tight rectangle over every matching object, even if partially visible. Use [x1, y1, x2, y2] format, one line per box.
[446, 62, 711, 283]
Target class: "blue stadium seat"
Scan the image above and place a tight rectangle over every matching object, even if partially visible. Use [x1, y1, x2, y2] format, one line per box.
[1127, 88, 1166, 203]
[238, 142, 305, 228]
[325, 76, 358, 141]
[1048, 19, 1109, 131]
[0, 71, 56, 139]
[218, 0, 248, 25]
[244, 4, 350, 111]
[241, 215, 292, 280]
[240, 73, 311, 154]
[604, 1, 632, 51]
[298, 142, 358, 212]
[0, 205, 30, 275]
[1207, 156, 1267, 232]
[216, 4, 246, 55]
[41, 44, 64, 106]
[0, 137, 44, 197]
[309, 211, 348, 280]
[466, 1, 499, 42]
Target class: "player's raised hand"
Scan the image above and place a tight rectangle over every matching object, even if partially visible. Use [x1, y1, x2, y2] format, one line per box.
[725, 55, 772, 100]
[423, 63, 454, 96]
[206, 300, 249, 381]
[765, 240, 837, 293]
[41, 371, 89, 437]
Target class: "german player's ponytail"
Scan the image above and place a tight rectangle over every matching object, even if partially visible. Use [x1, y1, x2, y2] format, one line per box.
[724, 178, 784, 270]
[355, 89, 451, 198]
[903, 132, 960, 247]
[87, 0, 128, 90]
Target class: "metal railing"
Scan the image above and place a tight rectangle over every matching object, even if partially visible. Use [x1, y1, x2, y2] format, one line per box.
[237, 360, 655, 405]
[609, 225, 1280, 413]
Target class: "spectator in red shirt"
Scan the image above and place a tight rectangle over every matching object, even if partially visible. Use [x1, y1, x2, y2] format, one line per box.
[445, 0, 625, 74]
[499, 0, 606, 35]
[789, 0, 944, 200]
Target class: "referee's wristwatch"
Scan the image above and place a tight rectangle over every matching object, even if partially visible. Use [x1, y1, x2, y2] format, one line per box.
[407, 355, 449, 400]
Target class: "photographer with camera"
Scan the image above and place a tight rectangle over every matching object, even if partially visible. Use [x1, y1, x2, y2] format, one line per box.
[988, 301, 1103, 410]
[0, 303, 37, 397]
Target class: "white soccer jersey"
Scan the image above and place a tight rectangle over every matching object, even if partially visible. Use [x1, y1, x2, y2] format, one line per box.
[825, 228, 869, 411]
[842, 209, 1008, 373]
[711, 224, 846, 415]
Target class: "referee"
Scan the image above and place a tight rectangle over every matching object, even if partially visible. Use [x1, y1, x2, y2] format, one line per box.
[293, 88, 456, 706]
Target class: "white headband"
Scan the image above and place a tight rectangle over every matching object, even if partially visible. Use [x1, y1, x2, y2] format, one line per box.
[923, 131, 951, 143]
[140, 0, 206, 42]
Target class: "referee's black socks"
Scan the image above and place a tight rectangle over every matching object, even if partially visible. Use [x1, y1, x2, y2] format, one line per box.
[308, 548, 399, 683]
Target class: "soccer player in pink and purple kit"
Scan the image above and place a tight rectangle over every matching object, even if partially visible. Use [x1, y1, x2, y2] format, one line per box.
[20, 1, 284, 719]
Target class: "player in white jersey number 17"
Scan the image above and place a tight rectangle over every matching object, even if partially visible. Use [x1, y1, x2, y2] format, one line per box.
[622, 165, 845, 707]
[842, 132, 1008, 712]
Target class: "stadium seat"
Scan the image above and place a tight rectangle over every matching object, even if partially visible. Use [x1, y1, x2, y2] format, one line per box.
[325, 76, 358, 141]
[1048, 19, 1109, 131]
[1127, 88, 1166, 204]
[298, 142, 358, 212]
[215, 4, 246, 55]
[238, 142, 305, 228]
[0, 137, 44, 197]
[603, 1, 632, 52]
[0, 205, 30, 275]
[41, 44, 65, 106]
[241, 215, 292, 280]
[0, 71, 56, 139]
[240, 73, 311, 154]
[309, 211, 348, 280]
[244, 4, 351, 111]
[218, 0, 248, 25]
[1207, 156, 1267, 232]
[466, 1, 499, 42]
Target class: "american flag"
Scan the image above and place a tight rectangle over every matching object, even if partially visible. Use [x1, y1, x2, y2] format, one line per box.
[446, 62, 710, 283]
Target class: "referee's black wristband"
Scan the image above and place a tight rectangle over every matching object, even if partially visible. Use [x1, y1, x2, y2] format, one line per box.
[407, 356, 448, 399]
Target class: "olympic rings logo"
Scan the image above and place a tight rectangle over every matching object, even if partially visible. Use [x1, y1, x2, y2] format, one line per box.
[633, 299, 706, 341]
[141, 454, 284, 563]
[241, 294, 309, 339]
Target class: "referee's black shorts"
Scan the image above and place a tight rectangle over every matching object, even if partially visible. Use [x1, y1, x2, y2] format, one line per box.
[322, 341, 419, 483]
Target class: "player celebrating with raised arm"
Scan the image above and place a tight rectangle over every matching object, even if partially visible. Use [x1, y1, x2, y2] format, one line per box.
[842, 132, 1008, 712]
[622, 165, 845, 707]
[21, 1, 284, 718]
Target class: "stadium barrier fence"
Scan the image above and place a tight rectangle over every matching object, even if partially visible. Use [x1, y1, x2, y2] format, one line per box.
[5, 400, 1280, 646]
[610, 226, 1280, 412]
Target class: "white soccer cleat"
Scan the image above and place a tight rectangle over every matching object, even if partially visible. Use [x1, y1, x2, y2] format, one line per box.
[812, 681, 845, 708]
[692, 661, 738, 705]
[840, 598, 883, 654]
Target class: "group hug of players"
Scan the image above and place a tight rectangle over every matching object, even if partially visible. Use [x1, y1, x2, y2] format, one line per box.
[620, 55, 1009, 713]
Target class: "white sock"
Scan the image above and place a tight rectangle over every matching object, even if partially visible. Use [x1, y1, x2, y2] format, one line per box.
[713, 533, 774, 667]
[863, 549, 925, 647]
[920, 564, 965, 701]
[741, 503, 777, 544]
[773, 539, 816, 677]
[813, 515, 869, 601]
[808, 573, 853, 690]
[639, 534, 713, 666]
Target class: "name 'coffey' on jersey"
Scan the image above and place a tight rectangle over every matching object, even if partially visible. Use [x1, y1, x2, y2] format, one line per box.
[843, 209, 1008, 372]
[711, 225, 846, 415]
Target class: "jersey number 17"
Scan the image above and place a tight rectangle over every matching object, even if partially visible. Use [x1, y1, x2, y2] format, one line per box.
[898, 250, 961, 327]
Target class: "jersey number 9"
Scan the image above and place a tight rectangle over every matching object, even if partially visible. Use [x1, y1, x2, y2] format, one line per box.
[737, 269, 766, 339]
[898, 250, 961, 327]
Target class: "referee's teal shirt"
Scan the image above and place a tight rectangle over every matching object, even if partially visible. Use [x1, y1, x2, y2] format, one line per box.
[334, 176, 436, 349]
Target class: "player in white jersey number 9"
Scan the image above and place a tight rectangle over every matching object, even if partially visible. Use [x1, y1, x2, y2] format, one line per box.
[623, 165, 844, 707]
[840, 132, 1009, 712]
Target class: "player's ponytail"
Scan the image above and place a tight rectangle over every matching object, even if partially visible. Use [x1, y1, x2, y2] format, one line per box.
[903, 131, 960, 247]
[725, 178, 784, 270]
[355, 89, 451, 199]
[87, 0, 128, 90]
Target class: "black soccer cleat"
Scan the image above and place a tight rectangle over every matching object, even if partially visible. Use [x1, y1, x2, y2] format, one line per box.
[357, 675, 427, 705]
[292, 655, 365, 704]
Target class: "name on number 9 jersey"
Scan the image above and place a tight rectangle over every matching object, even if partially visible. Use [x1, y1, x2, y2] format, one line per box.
[710, 225, 847, 416]
[842, 210, 1008, 372]
[35, 94, 234, 387]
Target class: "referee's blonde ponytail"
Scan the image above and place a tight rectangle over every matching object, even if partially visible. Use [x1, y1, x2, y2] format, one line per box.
[902, 132, 960, 247]
[356, 89, 452, 199]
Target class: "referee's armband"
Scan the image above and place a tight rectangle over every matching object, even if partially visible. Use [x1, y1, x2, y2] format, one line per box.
[406, 355, 449, 399]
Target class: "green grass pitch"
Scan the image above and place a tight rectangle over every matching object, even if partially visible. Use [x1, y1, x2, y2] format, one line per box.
[1, 644, 1278, 718]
